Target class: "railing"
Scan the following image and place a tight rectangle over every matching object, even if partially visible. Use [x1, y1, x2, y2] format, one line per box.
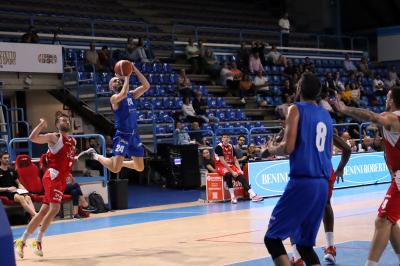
[8, 134, 108, 185]
[0, 11, 149, 40]
[172, 24, 369, 52]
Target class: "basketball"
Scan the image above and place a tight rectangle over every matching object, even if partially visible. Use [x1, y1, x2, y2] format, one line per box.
[114, 60, 133, 77]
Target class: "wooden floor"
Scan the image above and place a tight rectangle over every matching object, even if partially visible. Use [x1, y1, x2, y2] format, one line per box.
[12, 184, 397, 266]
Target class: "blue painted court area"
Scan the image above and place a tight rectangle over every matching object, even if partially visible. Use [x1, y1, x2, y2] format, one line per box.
[228, 241, 398, 266]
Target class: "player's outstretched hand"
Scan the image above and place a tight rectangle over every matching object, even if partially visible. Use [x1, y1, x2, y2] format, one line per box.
[39, 118, 48, 129]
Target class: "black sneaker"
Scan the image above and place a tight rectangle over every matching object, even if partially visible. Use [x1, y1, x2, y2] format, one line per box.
[73, 214, 82, 219]
[82, 206, 96, 212]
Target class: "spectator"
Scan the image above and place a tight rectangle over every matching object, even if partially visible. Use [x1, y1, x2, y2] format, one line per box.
[385, 66, 400, 88]
[177, 69, 192, 97]
[21, 25, 39, 43]
[255, 41, 267, 66]
[372, 135, 383, 152]
[98, 46, 113, 72]
[275, 94, 293, 119]
[227, 62, 242, 96]
[237, 41, 250, 72]
[192, 91, 219, 123]
[135, 37, 150, 63]
[181, 96, 208, 124]
[362, 136, 374, 152]
[351, 83, 361, 107]
[373, 74, 386, 96]
[359, 57, 373, 77]
[283, 59, 297, 81]
[266, 44, 288, 67]
[324, 72, 338, 97]
[343, 54, 357, 74]
[214, 134, 263, 203]
[334, 72, 345, 92]
[220, 62, 234, 88]
[174, 121, 192, 145]
[0, 153, 36, 218]
[303, 57, 315, 73]
[319, 91, 342, 122]
[278, 12, 290, 47]
[189, 122, 206, 146]
[126, 36, 136, 61]
[235, 135, 248, 167]
[204, 48, 221, 82]
[64, 175, 95, 219]
[281, 79, 295, 97]
[246, 143, 261, 161]
[249, 52, 264, 74]
[201, 149, 215, 173]
[256, 95, 268, 107]
[85, 43, 99, 70]
[185, 38, 201, 74]
[253, 71, 270, 94]
[239, 74, 254, 104]
[105, 135, 113, 157]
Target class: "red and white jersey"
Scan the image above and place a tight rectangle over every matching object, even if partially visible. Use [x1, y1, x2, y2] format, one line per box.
[214, 142, 235, 168]
[383, 111, 400, 173]
[46, 134, 76, 181]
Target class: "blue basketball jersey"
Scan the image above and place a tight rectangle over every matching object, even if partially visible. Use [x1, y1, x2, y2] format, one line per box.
[113, 91, 138, 133]
[289, 102, 333, 179]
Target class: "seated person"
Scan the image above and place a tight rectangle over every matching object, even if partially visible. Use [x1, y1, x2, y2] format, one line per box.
[266, 44, 287, 67]
[189, 122, 207, 146]
[0, 152, 36, 218]
[201, 149, 216, 173]
[174, 121, 194, 145]
[214, 134, 263, 203]
[246, 143, 261, 161]
[65, 175, 95, 219]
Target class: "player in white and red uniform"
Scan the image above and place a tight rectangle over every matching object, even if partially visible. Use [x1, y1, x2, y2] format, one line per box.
[214, 133, 263, 204]
[14, 113, 76, 259]
[335, 87, 400, 266]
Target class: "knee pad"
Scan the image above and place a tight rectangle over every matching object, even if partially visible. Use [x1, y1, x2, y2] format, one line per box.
[297, 245, 320, 265]
[264, 236, 286, 260]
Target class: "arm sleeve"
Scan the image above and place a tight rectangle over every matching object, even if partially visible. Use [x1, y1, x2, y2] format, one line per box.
[215, 145, 223, 157]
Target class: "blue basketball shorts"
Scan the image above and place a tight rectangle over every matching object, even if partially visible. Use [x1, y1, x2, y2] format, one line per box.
[265, 177, 328, 246]
[112, 131, 144, 158]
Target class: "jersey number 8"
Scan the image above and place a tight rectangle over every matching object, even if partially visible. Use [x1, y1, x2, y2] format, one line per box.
[316, 122, 327, 152]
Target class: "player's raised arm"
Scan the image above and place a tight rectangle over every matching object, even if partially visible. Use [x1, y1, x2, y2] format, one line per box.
[110, 75, 130, 107]
[267, 104, 300, 156]
[335, 97, 398, 129]
[131, 63, 151, 99]
[29, 119, 57, 145]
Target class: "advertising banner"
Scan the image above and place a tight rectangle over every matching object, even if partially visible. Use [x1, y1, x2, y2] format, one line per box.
[249, 152, 390, 197]
[0, 42, 62, 73]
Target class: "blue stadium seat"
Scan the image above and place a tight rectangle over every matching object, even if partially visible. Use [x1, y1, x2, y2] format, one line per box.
[235, 109, 246, 121]
[266, 97, 274, 106]
[165, 124, 175, 133]
[163, 63, 172, 73]
[216, 110, 226, 121]
[216, 97, 226, 108]
[226, 109, 236, 121]
[273, 97, 283, 105]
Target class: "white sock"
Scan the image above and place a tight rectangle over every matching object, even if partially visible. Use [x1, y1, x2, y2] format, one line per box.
[365, 260, 378, 266]
[36, 230, 45, 242]
[292, 244, 301, 260]
[325, 232, 334, 247]
[228, 188, 235, 199]
[21, 230, 31, 243]
[248, 188, 256, 198]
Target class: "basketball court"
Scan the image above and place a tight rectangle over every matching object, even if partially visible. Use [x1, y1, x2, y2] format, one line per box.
[11, 183, 397, 266]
